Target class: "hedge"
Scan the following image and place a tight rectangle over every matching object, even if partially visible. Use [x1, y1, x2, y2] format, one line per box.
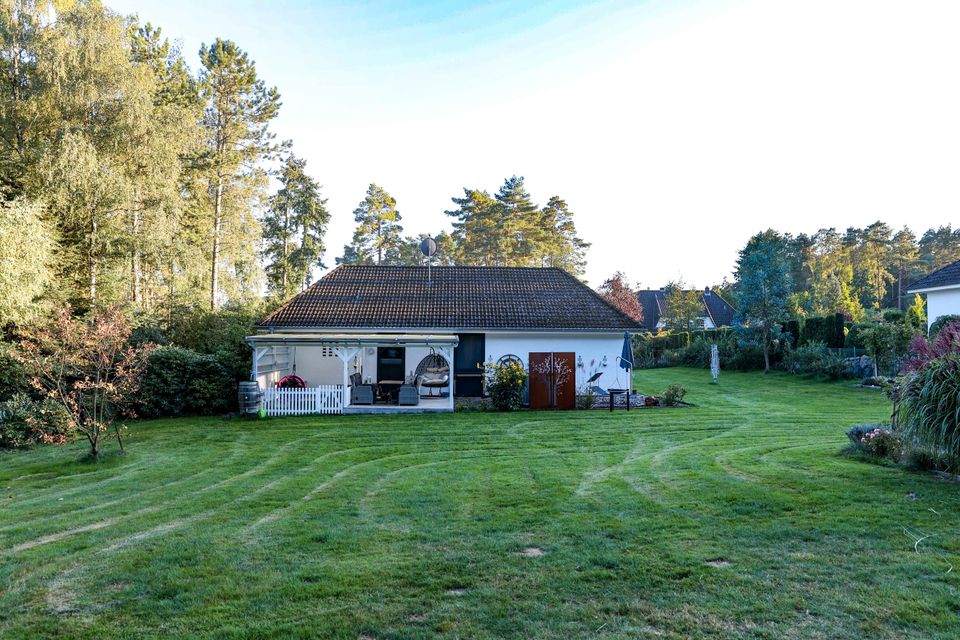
[138, 346, 235, 418]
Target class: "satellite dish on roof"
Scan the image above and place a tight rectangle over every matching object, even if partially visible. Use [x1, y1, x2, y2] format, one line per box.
[420, 237, 437, 257]
[421, 236, 438, 285]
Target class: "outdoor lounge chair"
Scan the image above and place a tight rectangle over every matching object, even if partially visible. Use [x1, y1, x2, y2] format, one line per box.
[398, 385, 419, 406]
[349, 372, 373, 405]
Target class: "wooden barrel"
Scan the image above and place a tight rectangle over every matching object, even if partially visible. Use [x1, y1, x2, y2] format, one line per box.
[238, 381, 261, 415]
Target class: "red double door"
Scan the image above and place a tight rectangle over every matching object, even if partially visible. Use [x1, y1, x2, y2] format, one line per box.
[528, 352, 576, 410]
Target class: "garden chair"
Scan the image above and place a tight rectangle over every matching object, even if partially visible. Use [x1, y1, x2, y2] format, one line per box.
[349, 372, 373, 405]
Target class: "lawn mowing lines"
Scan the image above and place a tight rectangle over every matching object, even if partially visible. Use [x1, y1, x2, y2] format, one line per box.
[709, 441, 815, 486]
[29, 447, 531, 616]
[238, 444, 582, 540]
[3, 456, 172, 509]
[0, 442, 400, 557]
[356, 455, 512, 532]
[575, 424, 729, 499]
[0, 433, 256, 536]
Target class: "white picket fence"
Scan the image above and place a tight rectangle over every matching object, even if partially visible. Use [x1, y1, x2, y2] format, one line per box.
[260, 386, 343, 416]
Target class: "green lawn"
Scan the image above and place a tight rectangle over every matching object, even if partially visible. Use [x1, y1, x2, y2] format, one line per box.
[1, 368, 958, 639]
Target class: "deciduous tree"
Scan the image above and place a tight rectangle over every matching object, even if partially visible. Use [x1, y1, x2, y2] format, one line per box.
[660, 281, 703, 331]
[18, 305, 148, 458]
[597, 272, 643, 322]
[735, 230, 793, 372]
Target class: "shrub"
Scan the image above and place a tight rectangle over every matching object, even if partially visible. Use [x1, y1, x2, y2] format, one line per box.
[138, 346, 233, 418]
[785, 341, 847, 380]
[481, 359, 528, 411]
[800, 314, 846, 348]
[858, 427, 904, 461]
[0, 393, 73, 448]
[576, 388, 597, 410]
[903, 319, 960, 373]
[659, 384, 687, 407]
[846, 423, 879, 447]
[930, 314, 960, 338]
[900, 445, 958, 474]
[0, 342, 29, 402]
[896, 354, 960, 458]
[882, 309, 904, 323]
[166, 304, 263, 384]
[861, 376, 893, 388]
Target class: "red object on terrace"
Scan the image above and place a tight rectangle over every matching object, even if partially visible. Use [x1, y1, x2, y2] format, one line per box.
[276, 375, 306, 389]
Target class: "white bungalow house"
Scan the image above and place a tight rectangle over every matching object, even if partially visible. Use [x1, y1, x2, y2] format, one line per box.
[246, 265, 642, 415]
[908, 257, 960, 331]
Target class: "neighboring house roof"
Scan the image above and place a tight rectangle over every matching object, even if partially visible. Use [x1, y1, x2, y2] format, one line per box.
[908, 258, 960, 292]
[259, 265, 643, 331]
[636, 288, 737, 332]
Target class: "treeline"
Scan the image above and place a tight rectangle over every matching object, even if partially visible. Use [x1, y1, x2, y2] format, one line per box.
[0, 2, 591, 330]
[0, 0, 332, 321]
[337, 175, 589, 275]
[731, 222, 960, 319]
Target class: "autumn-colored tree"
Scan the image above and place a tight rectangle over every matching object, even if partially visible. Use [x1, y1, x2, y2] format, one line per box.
[597, 272, 643, 322]
[18, 305, 149, 458]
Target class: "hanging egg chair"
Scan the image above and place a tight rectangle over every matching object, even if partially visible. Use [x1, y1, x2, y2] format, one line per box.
[277, 374, 306, 389]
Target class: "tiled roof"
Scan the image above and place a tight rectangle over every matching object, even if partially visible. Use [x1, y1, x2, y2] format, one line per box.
[908, 258, 960, 292]
[636, 289, 737, 332]
[259, 266, 643, 331]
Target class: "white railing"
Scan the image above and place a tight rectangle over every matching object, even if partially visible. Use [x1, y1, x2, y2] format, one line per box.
[260, 385, 343, 416]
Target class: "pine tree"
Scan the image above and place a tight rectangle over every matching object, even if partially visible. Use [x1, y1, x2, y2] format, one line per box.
[338, 183, 403, 265]
[890, 227, 919, 310]
[263, 152, 329, 299]
[446, 188, 500, 265]
[539, 196, 589, 276]
[198, 38, 281, 309]
[919, 225, 960, 271]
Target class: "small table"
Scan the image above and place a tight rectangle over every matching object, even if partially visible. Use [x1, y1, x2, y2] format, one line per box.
[378, 380, 404, 403]
[607, 388, 631, 412]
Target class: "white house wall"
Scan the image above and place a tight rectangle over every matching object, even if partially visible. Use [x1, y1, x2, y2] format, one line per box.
[926, 288, 960, 329]
[483, 332, 630, 392]
[254, 333, 630, 393]
[289, 346, 346, 386]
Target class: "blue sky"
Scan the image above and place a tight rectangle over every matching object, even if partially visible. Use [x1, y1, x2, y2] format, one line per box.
[109, 0, 960, 287]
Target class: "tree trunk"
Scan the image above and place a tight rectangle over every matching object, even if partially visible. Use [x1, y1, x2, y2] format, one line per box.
[89, 218, 97, 307]
[897, 262, 903, 311]
[281, 205, 289, 293]
[762, 327, 771, 373]
[210, 171, 224, 310]
[132, 208, 142, 307]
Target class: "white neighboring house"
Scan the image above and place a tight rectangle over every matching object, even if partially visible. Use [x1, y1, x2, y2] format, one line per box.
[908, 257, 960, 332]
[246, 265, 642, 415]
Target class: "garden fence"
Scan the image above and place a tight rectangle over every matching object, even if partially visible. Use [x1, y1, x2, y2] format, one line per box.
[261, 385, 343, 416]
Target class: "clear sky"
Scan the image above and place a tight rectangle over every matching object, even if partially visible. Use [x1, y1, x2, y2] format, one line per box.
[108, 0, 960, 288]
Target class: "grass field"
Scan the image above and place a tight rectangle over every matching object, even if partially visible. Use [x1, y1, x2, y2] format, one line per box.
[1, 368, 958, 639]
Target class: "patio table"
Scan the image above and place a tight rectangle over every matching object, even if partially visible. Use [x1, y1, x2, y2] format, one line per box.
[607, 388, 630, 412]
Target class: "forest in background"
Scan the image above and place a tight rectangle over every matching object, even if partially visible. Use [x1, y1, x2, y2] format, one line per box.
[0, 0, 590, 330]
